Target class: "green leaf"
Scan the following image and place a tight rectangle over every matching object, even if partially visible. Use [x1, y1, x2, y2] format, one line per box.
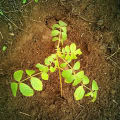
[36, 63, 48, 72]
[85, 91, 93, 97]
[51, 30, 60, 36]
[73, 61, 80, 70]
[65, 46, 70, 53]
[65, 54, 71, 61]
[44, 58, 51, 66]
[92, 80, 98, 91]
[91, 91, 97, 102]
[61, 27, 67, 33]
[41, 72, 48, 80]
[2, 46, 7, 51]
[52, 37, 59, 41]
[11, 82, 18, 97]
[22, 0, 27, 4]
[30, 77, 43, 91]
[25, 70, 35, 76]
[52, 24, 60, 29]
[60, 63, 67, 68]
[65, 75, 74, 83]
[62, 69, 72, 79]
[62, 48, 65, 54]
[34, 0, 38, 3]
[62, 32, 67, 41]
[70, 43, 76, 52]
[13, 70, 23, 82]
[82, 75, 89, 85]
[59, 20, 67, 27]
[50, 66, 56, 72]
[19, 83, 34, 96]
[74, 86, 85, 100]
[72, 71, 84, 86]
[75, 49, 82, 55]
[51, 54, 56, 59]
[0, 10, 3, 15]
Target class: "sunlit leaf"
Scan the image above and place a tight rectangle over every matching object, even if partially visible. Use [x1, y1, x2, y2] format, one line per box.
[50, 66, 56, 72]
[82, 75, 89, 85]
[85, 91, 93, 97]
[65, 75, 74, 83]
[74, 86, 85, 100]
[65, 46, 70, 53]
[51, 30, 59, 36]
[61, 27, 67, 33]
[62, 69, 72, 79]
[92, 80, 98, 91]
[91, 91, 97, 102]
[22, 0, 27, 4]
[60, 63, 67, 68]
[19, 83, 34, 96]
[2, 46, 7, 51]
[44, 58, 51, 66]
[75, 49, 82, 55]
[36, 63, 48, 72]
[70, 43, 76, 52]
[52, 24, 60, 29]
[11, 82, 18, 97]
[25, 70, 35, 76]
[13, 70, 23, 82]
[51, 54, 56, 59]
[0, 10, 3, 15]
[73, 61, 80, 70]
[30, 77, 43, 91]
[41, 72, 48, 80]
[62, 32, 67, 41]
[59, 20, 67, 27]
[52, 37, 59, 41]
[72, 71, 84, 86]
[34, 0, 38, 3]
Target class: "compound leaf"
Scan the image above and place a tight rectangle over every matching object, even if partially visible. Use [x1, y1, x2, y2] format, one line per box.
[41, 72, 48, 80]
[74, 86, 85, 100]
[73, 61, 80, 70]
[59, 20, 67, 27]
[82, 75, 89, 85]
[30, 77, 43, 91]
[51, 30, 59, 36]
[19, 83, 34, 96]
[26, 70, 35, 76]
[11, 82, 18, 97]
[13, 70, 23, 82]
[92, 80, 98, 91]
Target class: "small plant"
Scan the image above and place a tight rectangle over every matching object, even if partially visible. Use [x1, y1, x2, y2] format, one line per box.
[22, 0, 38, 4]
[11, 20, 99, 102]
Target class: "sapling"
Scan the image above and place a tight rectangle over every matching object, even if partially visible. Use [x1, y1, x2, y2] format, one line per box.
[11, 20, 99, 102]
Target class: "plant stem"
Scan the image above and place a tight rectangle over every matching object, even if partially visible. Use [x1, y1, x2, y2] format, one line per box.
[20, 72, 41, 83]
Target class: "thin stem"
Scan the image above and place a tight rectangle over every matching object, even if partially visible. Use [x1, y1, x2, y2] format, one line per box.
[20, 72, 41, 83]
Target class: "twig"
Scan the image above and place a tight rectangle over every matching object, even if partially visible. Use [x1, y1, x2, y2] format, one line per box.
[107, 47, 120, 59]
[19, 111, 31, 117]
[0, 31, 3, 39]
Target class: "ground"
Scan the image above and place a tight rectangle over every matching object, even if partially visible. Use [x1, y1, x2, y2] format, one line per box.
[0, 0, 120, 120]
